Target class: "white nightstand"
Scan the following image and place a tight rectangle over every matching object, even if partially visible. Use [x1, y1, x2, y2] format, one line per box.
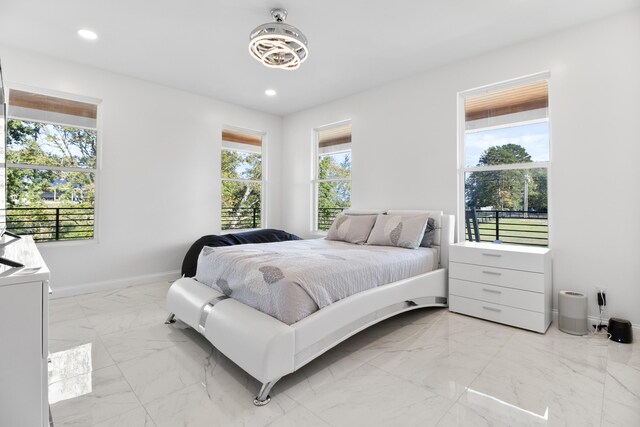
[448, 242, 552, 333]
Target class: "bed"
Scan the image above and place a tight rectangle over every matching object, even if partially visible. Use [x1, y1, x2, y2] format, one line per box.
[166, 210, 455, 405]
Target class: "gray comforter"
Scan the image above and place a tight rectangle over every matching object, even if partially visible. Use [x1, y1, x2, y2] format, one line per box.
[195, 239, 437, 325]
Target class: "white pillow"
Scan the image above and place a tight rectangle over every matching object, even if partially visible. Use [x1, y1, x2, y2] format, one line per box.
[366, 213, 429, 249]
[326, 214, 377, 244]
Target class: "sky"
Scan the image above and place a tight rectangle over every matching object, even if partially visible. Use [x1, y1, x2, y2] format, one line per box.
[465, 121, 549, 167]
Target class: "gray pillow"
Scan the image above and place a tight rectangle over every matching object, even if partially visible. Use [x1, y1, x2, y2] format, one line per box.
[326, 214, 377, 244]
[420, 217, 436, 247]
[366, 213, 429, 249]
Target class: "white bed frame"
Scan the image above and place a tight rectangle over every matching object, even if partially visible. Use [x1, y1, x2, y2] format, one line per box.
[166, 211, 454, 405]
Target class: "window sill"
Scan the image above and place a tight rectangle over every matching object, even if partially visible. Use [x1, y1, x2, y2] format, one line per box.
[36, 238, 99, 248]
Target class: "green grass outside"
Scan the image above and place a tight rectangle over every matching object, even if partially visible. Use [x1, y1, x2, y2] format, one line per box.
[475, 218, 548, 247]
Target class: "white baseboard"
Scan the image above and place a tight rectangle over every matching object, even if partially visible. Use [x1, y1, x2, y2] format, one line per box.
[551, 309, 640, 330]
[50, 270, 181, 299]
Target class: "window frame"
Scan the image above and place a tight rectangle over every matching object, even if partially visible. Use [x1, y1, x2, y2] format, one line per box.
[457, 72, 552, 246]
[5, 84, 102, 245]
[220, 125, 266, 232]
[312, 120, 352, 233]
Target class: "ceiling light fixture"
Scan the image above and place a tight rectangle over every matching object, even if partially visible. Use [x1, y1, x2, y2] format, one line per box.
[265, 89, 277, 96]
[249, 9, 308, 70]
[77, 29, 98, 40]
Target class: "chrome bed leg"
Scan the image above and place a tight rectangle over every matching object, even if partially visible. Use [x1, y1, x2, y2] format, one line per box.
[164, 313, 176, 324]
[254, 378, 281, 406]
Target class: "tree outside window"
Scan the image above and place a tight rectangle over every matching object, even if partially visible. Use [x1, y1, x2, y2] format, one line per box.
[461, 77, 550, 246]
[5, 90, 98, 242]
[221, 129, 263, 230]
[314, 122, 351, 231]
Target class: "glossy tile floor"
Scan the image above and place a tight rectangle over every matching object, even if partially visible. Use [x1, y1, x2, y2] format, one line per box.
[48, 282, 639, 427]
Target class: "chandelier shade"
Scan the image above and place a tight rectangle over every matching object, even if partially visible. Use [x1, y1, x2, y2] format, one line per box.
[249, 9, 308, 70]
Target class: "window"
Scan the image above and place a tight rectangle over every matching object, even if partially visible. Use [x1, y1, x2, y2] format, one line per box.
[459, 74, 550, 246]
[5, 89, 98, 242]
[313, 122, 352, 231]
[221, 128, 264, 230]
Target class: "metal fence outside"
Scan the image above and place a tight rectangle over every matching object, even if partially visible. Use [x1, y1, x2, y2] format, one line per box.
[3, 207, 94, 242]
[469, 209, 548, 247]
[317, 207, 346, 231]
[221, 207, 261, 230]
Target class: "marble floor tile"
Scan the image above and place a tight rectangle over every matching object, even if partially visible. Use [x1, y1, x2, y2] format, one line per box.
[436, 401, 511, 427]
[48, 287, 640, 427]
[118, 281, 171, 303]
[426, 310, 513, 340]
[48, 316, 97, 344]
[86, 302, 168, 336]
[601, 360, 640, 427]
[100, 322, 197, 363]
[48, 338, 115, 384]
[118, 338, 212, 404]
[49, 364, 141, 427]
[368, 326, 513, 400]
[48, 316, 117, 379]
[459, 329, 608, 427]
[145, 382, 297, 427]
[607, 338, 640, 370]
[201, 347, 300, 425]
[291, 363, 455, 427]
[49, 297, 87, 324]
[76, 284, 168, 315]
[336, 313, 442, 364]
[265, 404, 330, 427]
[91, 406, 156, 427]
[279, 340, 370, 402]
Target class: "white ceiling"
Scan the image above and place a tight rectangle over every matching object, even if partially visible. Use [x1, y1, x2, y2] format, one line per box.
[1, 0, 638, 116]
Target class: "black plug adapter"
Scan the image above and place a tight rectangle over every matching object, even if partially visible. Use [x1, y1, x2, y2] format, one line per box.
[597, 290, 606, 307]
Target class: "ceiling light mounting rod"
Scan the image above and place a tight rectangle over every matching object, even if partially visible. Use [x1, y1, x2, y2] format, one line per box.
[248, 8, 308, 71]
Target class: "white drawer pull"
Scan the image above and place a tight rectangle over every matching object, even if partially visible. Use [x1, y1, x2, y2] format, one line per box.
[482, 288, 502, 294]
[482, 270, 502, 276]
[482, 306, 502, 313]
[482, 253, 502, 258]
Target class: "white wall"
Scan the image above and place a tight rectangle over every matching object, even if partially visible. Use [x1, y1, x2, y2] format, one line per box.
[282, 10, 640, 325]
[0, 46, 283, 296]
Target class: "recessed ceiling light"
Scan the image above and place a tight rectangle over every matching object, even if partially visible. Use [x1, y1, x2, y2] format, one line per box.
[77, 29, 98, 40]
[265, 89, 277, 96]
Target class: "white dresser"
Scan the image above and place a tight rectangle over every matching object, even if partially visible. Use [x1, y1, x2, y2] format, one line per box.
[0, 236, 50, 427]
[449, 242, 552, 333]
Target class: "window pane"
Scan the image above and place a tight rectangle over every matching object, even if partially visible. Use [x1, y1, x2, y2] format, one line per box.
[6, 169, 95, 242]
[318, 151, 351, 179]
[465, 168, 548, 246]
[221, 149, 262, 180]
[7, 119, 97, 168]
[221, 181, 261, 230]
[317, 181, 351, 231]
[464, 121, 549, 168]
[7, 169, 95, 206]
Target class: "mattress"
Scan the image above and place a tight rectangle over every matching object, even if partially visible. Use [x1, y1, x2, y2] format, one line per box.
[195, 239, 438, 325]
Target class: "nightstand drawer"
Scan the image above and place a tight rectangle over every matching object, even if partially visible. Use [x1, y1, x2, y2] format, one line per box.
[449, 279, 544, 312]
[449, 244, 546, 272]
[449, 262, 545, 293]
[449, 295, 547, 333]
